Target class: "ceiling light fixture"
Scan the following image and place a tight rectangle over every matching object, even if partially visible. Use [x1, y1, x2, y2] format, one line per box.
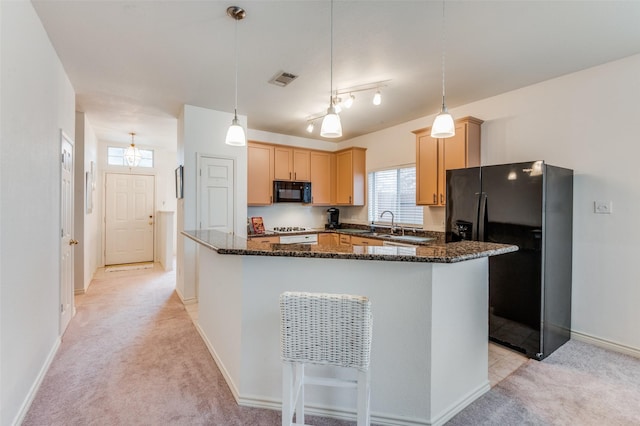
[320, 0, 342, 138]
[225, 6, 247, 146]
[124, 132, 142, 167]
[343, 93, 355, 108]
[373, 90, 382, 106]
[431, 0, 455, 138]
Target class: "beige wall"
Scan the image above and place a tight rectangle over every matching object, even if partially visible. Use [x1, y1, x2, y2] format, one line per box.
[1, 2, 76, 423]
[337, 53, 640, 354]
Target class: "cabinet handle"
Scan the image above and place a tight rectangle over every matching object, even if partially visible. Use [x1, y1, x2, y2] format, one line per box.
[289, 172, 292, 180]
[433, 193, 437, 203]
[440, 194, 444, 204]
[349, 196, 352, 203]
[294, 172, 297, 180]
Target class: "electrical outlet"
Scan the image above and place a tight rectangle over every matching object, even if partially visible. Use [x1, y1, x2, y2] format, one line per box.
[594, 201, 612, 214]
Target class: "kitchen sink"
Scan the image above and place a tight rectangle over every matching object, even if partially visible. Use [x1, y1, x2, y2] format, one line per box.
[390, 235, 434, 243]
[363, 232, 434, 243]
[338, 228, 371, 234]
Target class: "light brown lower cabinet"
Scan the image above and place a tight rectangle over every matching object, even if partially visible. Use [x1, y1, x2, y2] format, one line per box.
[249, 236, 280, 244]
[350, 236, 383, 246]
[318, 233, 339, 246]
[339, 234, 351, 246]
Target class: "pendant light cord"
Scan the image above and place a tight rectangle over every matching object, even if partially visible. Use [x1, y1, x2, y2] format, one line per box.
[330, 0, 334, 105]
[440, 0, 446, 110]
[234, 16, 239, 118]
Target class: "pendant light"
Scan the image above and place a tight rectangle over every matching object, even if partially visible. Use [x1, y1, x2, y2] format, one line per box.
[320, 0, 342, 138]
[225, 6, 246, 146]
[124, 132, 142, 167]
[431, 0, 455, 139]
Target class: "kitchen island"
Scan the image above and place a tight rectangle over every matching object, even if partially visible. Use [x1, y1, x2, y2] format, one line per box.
[183, 230, 517, 426]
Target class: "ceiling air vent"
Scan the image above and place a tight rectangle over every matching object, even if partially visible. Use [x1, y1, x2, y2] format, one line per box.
[269, 71, 298, 87]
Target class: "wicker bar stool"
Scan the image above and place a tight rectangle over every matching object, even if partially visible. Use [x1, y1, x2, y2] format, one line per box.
[279, 291, 373, 426]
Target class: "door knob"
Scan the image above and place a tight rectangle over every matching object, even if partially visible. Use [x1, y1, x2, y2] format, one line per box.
[69, 239, 79, 245]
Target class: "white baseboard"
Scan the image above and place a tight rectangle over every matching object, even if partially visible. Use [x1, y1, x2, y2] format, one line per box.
[192, 322, 241, 402]
[12, 337, 61, 426]
[571, 331, 640, 359]
[429, 381, 491, 426]
[193, 321, 434, 425]
[175, 287, 197, 305]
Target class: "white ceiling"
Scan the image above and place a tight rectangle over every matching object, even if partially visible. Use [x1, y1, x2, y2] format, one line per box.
[32, 1, 640, 150]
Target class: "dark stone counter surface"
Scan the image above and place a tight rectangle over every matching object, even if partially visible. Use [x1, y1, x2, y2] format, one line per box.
[183, 229, 517, 264]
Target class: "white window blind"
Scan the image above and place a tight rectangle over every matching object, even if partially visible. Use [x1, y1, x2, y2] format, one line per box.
[107, 146, 154, 168]
[368, 166, 423, 226]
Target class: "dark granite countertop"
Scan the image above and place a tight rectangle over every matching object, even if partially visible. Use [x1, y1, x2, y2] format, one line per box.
[184, 229, 517, 264]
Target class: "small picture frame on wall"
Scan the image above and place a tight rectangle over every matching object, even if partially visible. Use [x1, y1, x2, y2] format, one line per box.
[86, 171, 93, 213]
[175, 165, 184, 199]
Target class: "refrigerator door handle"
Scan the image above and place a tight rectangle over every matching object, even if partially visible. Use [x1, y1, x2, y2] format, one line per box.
[478, 192, 488, 241]
[472, 192, 482, 240]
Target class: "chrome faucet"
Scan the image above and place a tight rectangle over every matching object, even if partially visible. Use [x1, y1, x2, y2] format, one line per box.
[380, 210, 395, 234]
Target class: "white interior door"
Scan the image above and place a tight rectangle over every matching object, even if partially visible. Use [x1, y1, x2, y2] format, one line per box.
[105, 173, 155, 265]
[60, 131, 75, 335]
[198, 156, 234, 232]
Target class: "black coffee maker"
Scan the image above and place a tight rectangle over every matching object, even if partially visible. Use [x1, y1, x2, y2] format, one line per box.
[327, 208, 339, 229]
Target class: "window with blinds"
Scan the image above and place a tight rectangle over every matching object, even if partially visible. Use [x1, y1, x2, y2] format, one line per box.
[368, 166, 423, 226]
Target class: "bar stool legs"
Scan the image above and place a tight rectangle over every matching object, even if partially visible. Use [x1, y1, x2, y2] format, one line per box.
[279, 291, 373, 426]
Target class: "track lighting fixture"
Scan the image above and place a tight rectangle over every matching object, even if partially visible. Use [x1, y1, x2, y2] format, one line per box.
[373, 90, 382, 106]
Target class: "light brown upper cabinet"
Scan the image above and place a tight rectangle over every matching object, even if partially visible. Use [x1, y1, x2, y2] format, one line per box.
[274, 147, 311, 181]
[309, 151, 335, 205]
[336, 147, 366, 206]
[247, 141, 274, 205]
[413, 116, 482, 206]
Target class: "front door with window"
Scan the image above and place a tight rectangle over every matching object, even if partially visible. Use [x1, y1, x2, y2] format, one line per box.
[105, 173, 155, 265]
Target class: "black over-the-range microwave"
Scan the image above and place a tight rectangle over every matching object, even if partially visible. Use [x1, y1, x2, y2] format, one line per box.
[273, 181, 312, 203]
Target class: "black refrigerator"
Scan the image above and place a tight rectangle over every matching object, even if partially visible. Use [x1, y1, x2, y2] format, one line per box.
[446, 161, 573, 360]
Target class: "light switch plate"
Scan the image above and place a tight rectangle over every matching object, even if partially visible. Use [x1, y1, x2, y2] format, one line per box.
[594, 200, 612, 214]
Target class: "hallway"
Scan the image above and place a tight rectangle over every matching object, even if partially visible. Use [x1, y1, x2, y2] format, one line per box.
[22, 264, 349, 425]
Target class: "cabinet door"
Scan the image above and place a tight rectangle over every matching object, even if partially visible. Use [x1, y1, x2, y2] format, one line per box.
[336, 148, 366, 206]
[247, 142, 274, 205]
[318, 233, 338, 246]
[310, 151, 332, 205]
[339, 234, 351, 246]
[416, 133, 438, 205]
[293, 149, 311, 181]
[336, 150, 353, 204]
[274, 147, 293, 180]
[440, 124, 467, 205]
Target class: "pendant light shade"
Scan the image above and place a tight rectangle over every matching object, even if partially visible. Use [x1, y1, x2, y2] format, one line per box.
[225, 116, 246, 146]
[225, 6, 246, 146]
[431, 106, 455, 138]
[321, 104, 342, 138]
[124, 132, 141, 167]
[431, 0, 455, 139]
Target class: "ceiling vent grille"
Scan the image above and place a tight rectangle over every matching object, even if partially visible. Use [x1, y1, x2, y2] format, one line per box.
[269, 72, 298, 87]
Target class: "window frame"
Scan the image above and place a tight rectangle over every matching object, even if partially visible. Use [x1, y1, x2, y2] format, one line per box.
[107, 145, 155, 168]
[367, 164, 423, 227]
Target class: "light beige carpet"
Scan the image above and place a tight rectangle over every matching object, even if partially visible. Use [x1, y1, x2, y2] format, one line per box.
[23, 266, 353, 425]
[448, 340, 640, 425]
